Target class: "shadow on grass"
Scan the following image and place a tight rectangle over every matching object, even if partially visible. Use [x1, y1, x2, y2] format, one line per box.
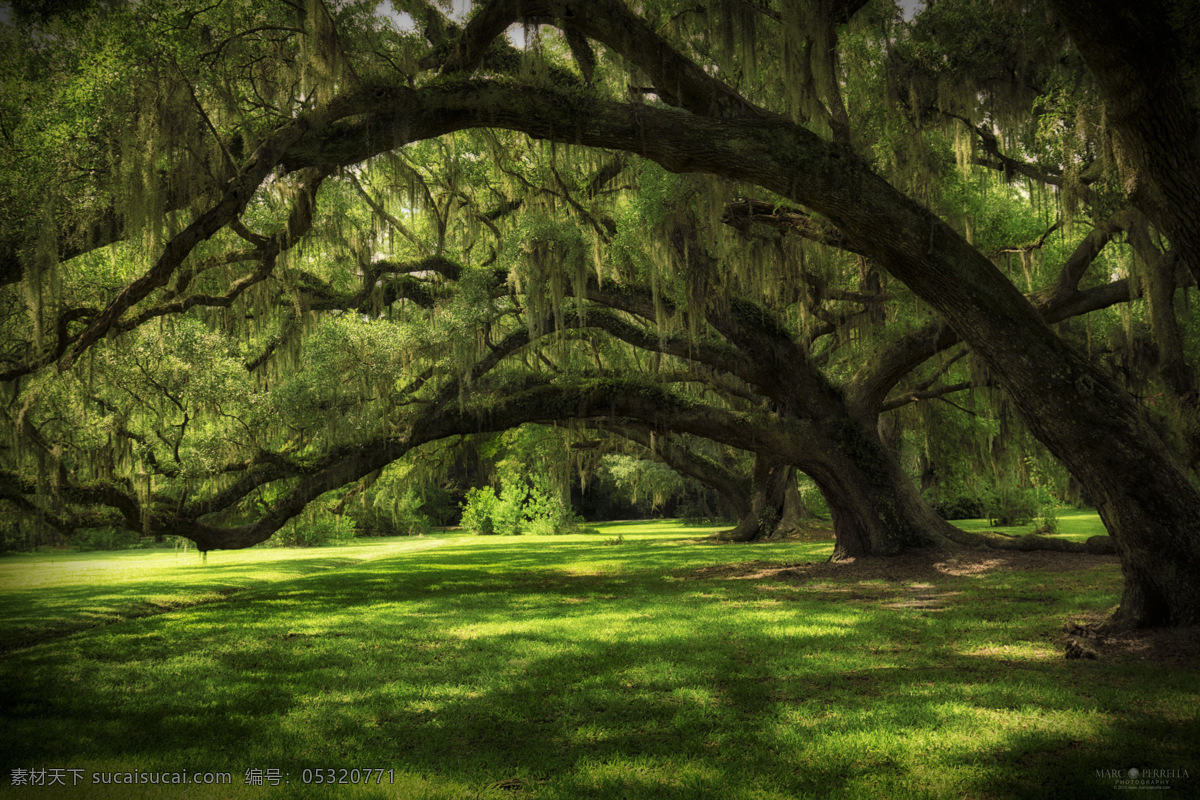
[1, 533, 1195, 799]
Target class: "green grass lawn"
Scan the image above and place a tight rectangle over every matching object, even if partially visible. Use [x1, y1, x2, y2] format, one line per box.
[953, 507, 1106, 542]
[1, 520, 1196, 799]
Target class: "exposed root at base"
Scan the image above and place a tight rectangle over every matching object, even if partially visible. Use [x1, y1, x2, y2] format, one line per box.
[946, 526, 1115, 555]
[1063, 615, 1200, 666]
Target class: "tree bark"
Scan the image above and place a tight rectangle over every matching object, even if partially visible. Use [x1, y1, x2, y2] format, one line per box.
[725, 454, 792, 542]
[803, 413, 959, 559]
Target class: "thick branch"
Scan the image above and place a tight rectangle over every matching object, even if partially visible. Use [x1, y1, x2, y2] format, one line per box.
[596, 422, 751, 517]
[720, 199, 866, 255]
[171, 377, 800, 550]
[855, 210, 1142, 415]
[53, 88, 390, 371]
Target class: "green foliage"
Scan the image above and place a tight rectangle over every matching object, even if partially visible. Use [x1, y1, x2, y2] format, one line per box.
[461, 474, 587, 536]
[1035, 503, 1060, 535]
[496, 480, 531, 535]
[930, 494, 987, 521]
[347, 476, 440, 537]
[601, 454, 688, 514]
[459, 481, 531, 536]
[457, 424, 594, 535]
[0, 519, 47, 552]
[522, 473, 589, 535]
[460, 485, 504, 535]
[267, 513, 356, 548]
[70, 527, 141, 552]
[387, 488, 435, 536]
[343, 485, 437, 537]
[983, 486, 1039, 527]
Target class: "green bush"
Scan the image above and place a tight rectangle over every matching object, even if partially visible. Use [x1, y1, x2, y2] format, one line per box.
[461, 483, 527, 535]
[337, 462, 458, 536]
[1034, 504, 1059, 535]
[0, 518, 48, 552]
[343, 485, 435, 536]
[984, 487, 1038, 527]
[385, 488, 434, 536]
[461, 486, 503, 535]
[461, 477, 588, 535]
[523, 476, 587, 535]
[71, 527, 142, 552]
[930, 495, 987, 520]
[496, 481, 529, 534]
[268, 514, 356, 547]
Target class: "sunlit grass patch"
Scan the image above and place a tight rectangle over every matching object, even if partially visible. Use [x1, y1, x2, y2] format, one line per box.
[954, 507, 1106, 541]
[0, 536, 450, 651]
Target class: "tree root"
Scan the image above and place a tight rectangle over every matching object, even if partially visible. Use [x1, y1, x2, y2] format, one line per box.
[1064, 621, 1104, 659]
[946, 526, 1115, 555]
[715, 521, 815, 543]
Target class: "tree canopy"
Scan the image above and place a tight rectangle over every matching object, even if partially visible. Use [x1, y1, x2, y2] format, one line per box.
[3, 0, 1200, 627]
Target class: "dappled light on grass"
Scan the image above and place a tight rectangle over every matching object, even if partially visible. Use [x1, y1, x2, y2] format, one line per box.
[1, 522, 1196, 799]
[958, 641, 1058, 660]
[0, 536, 448, 652]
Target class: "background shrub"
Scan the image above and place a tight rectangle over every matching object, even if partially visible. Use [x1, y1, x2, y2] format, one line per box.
[268, 514, 356, 547]
[461, 486, 502, 535]
[461, 477, 591, 535]
[983, 487, 1039, 527]
[930, 495, 987, 521]
[71, 527, 142, 552]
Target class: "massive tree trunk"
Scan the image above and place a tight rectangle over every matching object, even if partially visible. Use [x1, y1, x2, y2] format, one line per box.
[777, 469, 811, 533]
[802, 413, 959, 560]
[726, 455, 794, 542]
[1038, 6, 1200, 624]
[868, 225, 1200, 628]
